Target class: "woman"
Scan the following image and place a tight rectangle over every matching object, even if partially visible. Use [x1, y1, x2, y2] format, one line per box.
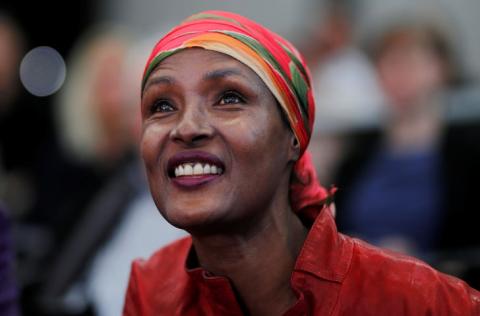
[124, 11, 480, 315]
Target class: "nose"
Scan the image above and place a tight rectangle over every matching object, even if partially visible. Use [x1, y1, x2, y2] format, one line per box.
[169, 104, 214, 146]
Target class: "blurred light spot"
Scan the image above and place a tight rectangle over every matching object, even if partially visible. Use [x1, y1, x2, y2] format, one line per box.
[19, 46, 66, 97]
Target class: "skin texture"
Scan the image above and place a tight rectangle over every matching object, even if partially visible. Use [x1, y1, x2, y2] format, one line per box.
[141, 48, 308, 315]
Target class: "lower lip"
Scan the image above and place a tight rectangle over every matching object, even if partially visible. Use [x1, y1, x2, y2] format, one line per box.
[171, 174, 221, 189]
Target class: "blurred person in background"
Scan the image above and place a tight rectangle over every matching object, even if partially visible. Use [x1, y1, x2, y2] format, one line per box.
[0, 13, 56, 312]
[29, 27, 185, 316]
[17, 26, 136, 315]
[0, 13, 23, 117]
[0, 12, 34, 221]
[0, 6, 98, 315]
[305, 0, 384, 185]
[333, 17, 480, 288]
[0, 204, 19, 316]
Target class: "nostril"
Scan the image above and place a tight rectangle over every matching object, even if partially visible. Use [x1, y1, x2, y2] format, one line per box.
[191, 134, 209, 143]
[171, 132, 211, 145]
[170, 126, 213, 145]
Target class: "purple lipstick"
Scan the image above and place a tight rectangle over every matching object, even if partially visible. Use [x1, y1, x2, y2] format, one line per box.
[167, 151, 225, 189]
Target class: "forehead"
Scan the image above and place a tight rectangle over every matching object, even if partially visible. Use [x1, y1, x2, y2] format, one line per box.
[157, 47, 235, 65]
[145, 48, 264, 85]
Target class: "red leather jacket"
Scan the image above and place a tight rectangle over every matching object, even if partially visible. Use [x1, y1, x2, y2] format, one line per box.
[123, 208, 480, 315]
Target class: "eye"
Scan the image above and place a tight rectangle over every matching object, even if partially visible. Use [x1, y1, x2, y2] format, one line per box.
[151, 100, 176, 113]
[218, 91, 245, 105]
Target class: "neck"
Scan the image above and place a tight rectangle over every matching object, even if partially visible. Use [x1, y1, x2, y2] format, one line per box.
[385, 95, 444, 152]
[191, 201, 308, 316]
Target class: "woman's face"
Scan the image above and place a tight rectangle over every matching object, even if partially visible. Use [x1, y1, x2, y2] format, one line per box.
[376, 35, 447, 108]
[141, 48, 296, 233]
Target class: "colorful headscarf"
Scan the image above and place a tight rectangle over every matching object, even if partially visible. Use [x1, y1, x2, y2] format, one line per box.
[142, 10, 334, 214]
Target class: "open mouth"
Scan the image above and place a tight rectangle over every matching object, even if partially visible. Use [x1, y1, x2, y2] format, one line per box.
[167, 151, 225, 187]
[173, 162, 223, 177]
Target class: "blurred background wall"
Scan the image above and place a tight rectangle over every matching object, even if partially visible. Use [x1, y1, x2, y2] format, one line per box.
[97, 0, 480, 78]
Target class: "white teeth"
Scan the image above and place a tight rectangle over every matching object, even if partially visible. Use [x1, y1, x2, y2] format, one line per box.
[184, 164, 193, 176]
[193, 163, 203, 175]
[204, 164, 211, 174]
[173, 162, 223, 177]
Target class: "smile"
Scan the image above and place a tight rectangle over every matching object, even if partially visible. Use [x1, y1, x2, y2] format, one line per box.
[174, 162, 223, 177]
[167, 151, 226, 188]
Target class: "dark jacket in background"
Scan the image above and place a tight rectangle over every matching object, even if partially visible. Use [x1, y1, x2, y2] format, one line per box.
[333, 121, 480, 287]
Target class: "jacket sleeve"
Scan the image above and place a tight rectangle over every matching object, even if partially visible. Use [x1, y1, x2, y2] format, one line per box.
[415, 267, 480, 316]
[435, 273, 480, 315]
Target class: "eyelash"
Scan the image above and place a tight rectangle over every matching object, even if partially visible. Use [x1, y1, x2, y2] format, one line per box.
[148, 90, 246, 115]
[217, 91, 245, 106]
[150, 100, 175, 114]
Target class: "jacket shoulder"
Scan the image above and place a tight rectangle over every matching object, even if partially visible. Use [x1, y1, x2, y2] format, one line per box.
[123, 237, 192, 316]
[340, 238, 480, 315]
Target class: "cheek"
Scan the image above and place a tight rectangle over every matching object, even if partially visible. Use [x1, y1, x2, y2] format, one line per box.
[140, 123, 168, 172]
[223, 116, 290, 215]
[225, 115, 271, 156]
[225, 113, 288, 177]
[141, 123, 172, 212]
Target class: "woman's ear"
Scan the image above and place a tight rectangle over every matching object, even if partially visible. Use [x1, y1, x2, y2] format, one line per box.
[289, 135, 301, 162]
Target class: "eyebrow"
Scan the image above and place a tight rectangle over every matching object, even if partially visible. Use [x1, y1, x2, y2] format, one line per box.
[143, 76, 175, 94]
[203, 68, 245, 81]
[143, 68, 246, 94]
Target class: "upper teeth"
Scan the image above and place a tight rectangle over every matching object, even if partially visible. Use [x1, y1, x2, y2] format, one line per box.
[174, 163, 223, 177]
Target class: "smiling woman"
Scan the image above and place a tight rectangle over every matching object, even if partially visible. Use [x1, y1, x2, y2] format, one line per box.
[123, 10, 480, 316]
[141, 48, 299, 236]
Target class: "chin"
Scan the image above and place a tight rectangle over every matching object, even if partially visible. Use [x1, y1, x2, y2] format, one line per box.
[159, 199, 231, 233]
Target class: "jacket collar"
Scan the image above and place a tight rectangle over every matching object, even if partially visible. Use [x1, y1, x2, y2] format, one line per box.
[184, 205, 353, 284]
[293, 205, 353, 283]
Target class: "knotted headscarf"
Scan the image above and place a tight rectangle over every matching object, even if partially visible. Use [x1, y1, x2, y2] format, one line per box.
[142, 10, 334, 216]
